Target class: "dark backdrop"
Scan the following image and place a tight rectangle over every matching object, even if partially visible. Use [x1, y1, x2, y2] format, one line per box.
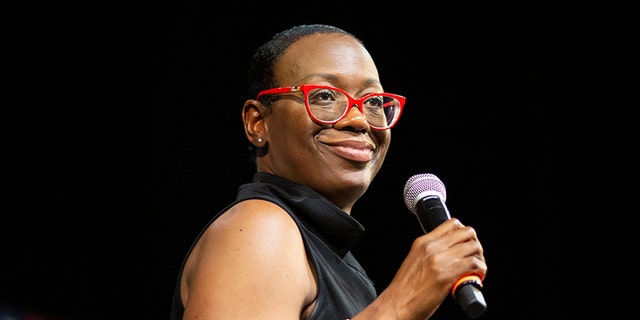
[3, 4, 563, 320]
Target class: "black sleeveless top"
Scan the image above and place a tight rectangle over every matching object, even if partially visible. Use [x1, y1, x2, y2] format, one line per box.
[170, 172, 377, 320]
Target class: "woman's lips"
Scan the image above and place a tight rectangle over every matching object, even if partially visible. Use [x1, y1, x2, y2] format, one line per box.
[325, 140, 374, 162]
[330, 145, 373, 162]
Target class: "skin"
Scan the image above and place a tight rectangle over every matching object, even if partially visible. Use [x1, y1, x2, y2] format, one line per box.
[180, 33, 487, 320]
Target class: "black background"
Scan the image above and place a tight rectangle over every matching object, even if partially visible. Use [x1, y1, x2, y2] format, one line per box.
[3, 3, 566, 320]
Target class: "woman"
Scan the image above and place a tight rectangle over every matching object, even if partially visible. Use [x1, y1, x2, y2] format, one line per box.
[171, 24, 486, 320]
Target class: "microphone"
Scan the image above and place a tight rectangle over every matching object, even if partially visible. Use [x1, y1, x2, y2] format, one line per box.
[403, 173, 487, 318]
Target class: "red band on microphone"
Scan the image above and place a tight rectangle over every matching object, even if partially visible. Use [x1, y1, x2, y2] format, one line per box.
[451, 274, 483, 295]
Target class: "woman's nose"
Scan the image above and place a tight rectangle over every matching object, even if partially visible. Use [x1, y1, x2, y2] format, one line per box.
[333, 104, 368, 130]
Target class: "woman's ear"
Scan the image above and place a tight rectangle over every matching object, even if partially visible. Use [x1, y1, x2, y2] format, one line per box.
[242, 99, 266, 147]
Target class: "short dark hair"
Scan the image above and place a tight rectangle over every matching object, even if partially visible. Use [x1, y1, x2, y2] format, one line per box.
[246, 24, 361, 100]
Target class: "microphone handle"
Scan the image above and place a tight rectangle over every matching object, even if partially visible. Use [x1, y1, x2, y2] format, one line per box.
[415, 196, 487, 318]
[453, 275, 486, 318]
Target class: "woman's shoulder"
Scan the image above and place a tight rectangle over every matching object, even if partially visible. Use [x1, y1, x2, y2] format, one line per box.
[216, 199, 296, 232]
[180, 201, 316, 318]
[195, 199, 303, 258]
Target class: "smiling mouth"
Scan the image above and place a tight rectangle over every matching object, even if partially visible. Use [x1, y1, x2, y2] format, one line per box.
[329, 145, 373, 162]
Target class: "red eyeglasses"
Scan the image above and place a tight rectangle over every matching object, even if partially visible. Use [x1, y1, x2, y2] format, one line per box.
[257, 84, 406, 130]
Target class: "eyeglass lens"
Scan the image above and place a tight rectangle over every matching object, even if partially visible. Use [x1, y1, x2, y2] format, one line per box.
[306, 88, 400, 128]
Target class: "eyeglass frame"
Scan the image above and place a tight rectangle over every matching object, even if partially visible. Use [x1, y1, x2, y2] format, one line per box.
[256, 84, 406, 130]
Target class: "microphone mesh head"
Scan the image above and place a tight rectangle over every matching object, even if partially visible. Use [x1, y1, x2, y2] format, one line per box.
[403, 173, 447, 214]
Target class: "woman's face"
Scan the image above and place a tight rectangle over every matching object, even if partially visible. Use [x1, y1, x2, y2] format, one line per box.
[257, 33, 391, 211]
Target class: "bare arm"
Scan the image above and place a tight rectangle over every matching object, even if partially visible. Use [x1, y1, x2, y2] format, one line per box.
[180, 200, 317, 320]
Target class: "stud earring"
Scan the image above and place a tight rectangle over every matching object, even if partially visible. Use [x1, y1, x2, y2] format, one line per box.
[257, 137, 263, 143]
